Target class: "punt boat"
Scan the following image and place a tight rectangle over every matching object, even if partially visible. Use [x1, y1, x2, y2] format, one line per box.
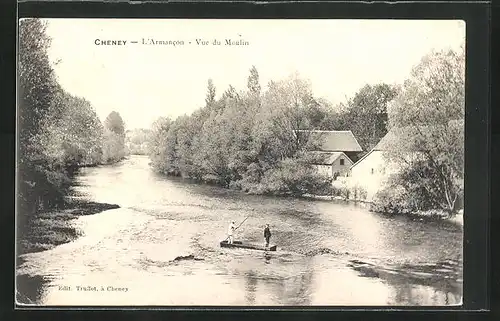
[220, 240, 277, 251]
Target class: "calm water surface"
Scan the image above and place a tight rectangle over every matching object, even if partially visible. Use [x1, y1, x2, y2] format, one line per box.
[17, 155, 463, 306]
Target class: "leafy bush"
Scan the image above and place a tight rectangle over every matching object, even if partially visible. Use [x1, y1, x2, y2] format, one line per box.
[257, 158, 332, 196]
[370, 186, 410, 215]
[371, 186, 452, 218]
[373, 160, 463, 215]
[239, 158, 331, 196]
[339, 186, 350, 200]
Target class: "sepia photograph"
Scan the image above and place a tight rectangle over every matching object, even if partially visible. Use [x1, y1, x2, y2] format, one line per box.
[16, 18, 465, 307]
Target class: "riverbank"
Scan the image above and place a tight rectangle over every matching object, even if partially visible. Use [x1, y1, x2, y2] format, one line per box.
[16, 155, 463, 306]
[302, 193, 464, 226]
[149, 171, 464, 226]
[16, 199, 121, 305]
[17, 199, 120, 257]
[17, 157, 128, 256]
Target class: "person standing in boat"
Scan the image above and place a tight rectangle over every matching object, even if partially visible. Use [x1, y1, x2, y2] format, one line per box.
[227, 221, 236, 244]
[264, 224, 271, 247]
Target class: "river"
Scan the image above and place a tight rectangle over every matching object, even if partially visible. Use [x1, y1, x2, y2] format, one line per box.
[16, 155, 463, 306]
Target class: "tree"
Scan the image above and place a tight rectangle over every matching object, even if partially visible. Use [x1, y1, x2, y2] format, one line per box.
[388, 47, 465, 126]
[175, 115, 204, 178]
[260, 73, 320, 160]
[18, 19, 58, 148]
[18, 19, 66, 214]
[104, 111, 125, 135]
[221, 85, 239, 101]
[18, 19, 105, 219]
[148, 117, 172, 172]
[205, 79, 216, 107]
[126, 128, 151, 155]
[383, 45, 465, 214]
[40, 90, 103, 167]
[247, 65, 261, 95]
[194, 111, 233, 186]
[102, 111, 126, 163]
[340, 83, 399, 151]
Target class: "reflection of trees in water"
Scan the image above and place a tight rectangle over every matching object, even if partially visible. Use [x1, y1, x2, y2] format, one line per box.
[373, 212, 463, 264]
[286, 268, 314, 305]
[391, 281, 461, 306]
[348, 260, 462, 305]
[243, 255, 315, 305]
[244, 271, 258, 305]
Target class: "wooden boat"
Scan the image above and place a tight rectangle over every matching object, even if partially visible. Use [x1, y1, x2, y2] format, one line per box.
[220, 240, 277, 251]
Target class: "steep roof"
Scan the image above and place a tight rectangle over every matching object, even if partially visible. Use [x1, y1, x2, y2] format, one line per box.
[351, 119, 464, 169]
[373, 121, 464, 151]
[308, 151, 352, 165]
[372, 132, 394, 151]
[298, 130, 363, 152]
[351, 128, 418, 169]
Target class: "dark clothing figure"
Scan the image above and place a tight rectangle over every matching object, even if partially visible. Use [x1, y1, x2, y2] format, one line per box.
[264, 225, 271, 247]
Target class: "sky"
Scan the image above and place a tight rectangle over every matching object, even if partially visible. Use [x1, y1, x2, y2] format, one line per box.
[45, 19, 465, 130]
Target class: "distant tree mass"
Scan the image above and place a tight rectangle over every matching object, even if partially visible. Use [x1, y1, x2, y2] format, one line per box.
[125, 128, 152, 155]
[342, 83, 400, 152]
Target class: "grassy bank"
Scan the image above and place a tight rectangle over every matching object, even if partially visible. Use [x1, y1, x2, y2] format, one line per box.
[17, 200, 120, 256]
[16, 198, 120, 305]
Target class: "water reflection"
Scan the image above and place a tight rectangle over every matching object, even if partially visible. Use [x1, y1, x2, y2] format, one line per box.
[244, 271, 258, 305]
[348, 259, 462, 305]
[239, 254, 316, 305]
[16, 274, 48, 305]
[16, 156, 463, 306]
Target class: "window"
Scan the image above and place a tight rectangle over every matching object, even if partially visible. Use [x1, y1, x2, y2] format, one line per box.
[371, 168, 374, 174]
[340, 158, 344, 166]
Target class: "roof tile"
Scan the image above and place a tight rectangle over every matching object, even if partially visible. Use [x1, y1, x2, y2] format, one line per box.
[298, 130, 363, 152]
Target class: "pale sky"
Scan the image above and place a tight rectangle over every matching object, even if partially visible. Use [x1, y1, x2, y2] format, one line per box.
[45, 19, 465, 130]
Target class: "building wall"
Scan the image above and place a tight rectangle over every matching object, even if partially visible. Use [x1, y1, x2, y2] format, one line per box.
[314, 154, 353, 179]
[314, 164, 333, 177]
[331, 155, 353, 178]
[349, 151, 397, 201]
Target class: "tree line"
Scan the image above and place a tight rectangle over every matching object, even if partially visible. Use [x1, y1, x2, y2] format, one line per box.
[18, 19, 126, 221]
[149, 44, 465, 216]
[148, 65, 399, 197]
[125, 128, 152, 156]
[19, 18, 463, 218]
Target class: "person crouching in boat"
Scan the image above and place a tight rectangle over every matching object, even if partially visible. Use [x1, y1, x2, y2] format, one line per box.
[264, 224, 271, 247]
[227, 221, 236, 244]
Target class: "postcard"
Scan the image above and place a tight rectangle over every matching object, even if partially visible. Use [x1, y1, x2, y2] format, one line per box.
[16, 18, 465, 307]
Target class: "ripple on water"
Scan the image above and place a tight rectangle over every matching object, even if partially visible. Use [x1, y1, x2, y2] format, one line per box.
[17, 156, 463, 306]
